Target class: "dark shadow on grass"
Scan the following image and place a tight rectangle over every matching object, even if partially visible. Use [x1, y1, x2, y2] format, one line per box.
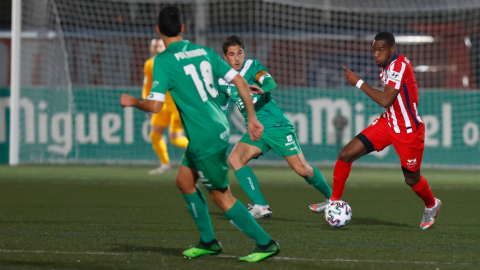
[110, 244, 184, 257]
[352, 217, 412, 227]
[209, 212, 315, 223]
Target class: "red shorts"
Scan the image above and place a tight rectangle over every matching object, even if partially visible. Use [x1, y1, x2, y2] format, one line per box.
[361, 117, 425, 171]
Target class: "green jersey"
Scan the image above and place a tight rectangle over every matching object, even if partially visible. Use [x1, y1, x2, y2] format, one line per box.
[217, 59, 293, 130]
[148, 40, 238, 160]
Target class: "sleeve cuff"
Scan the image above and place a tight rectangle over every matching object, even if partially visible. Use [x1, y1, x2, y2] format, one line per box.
[223, 68, 239, 83]
[147, 92, 166, 102]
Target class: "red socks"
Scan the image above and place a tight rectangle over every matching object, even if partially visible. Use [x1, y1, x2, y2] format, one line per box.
[331, 158, 352, 201]
[411, 175, 436, 208]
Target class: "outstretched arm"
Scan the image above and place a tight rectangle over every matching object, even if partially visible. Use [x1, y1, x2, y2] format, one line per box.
[120, 94, 164, 113]
[343, 66, 399, 108]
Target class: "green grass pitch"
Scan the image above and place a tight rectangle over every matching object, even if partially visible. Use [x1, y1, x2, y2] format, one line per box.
[0, 165, 479, 269]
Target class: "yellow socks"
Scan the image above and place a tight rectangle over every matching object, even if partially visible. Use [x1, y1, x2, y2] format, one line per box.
[150, 131, 169, 164]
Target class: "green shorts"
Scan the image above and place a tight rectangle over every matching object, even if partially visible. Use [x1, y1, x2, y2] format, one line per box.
[239, 128, 302, 158]
[181, 148, 229, 190]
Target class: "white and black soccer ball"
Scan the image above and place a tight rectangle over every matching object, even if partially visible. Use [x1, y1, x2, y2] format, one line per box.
[324, 200, 352, 228]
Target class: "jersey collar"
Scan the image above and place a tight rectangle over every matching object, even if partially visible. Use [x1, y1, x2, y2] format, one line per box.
[167, 40, 190, 50]
[383, 51, 399, 69]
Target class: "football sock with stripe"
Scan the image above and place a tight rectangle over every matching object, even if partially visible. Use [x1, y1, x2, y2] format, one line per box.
[304, 167, 332, 199]
[234, 166, 268, 206]
[411, 175, 436, 208]
[331, 158, 352, 201]
[170, 136, 189, 149]
[224, 201, 272, 246]
[150, 131, 169, 165]
[182, 189, 216, 243]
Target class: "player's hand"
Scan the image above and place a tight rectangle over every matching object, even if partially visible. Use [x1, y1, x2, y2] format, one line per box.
[120, 94, 137, 107]
[343, 66, 361, 86]
[248, 119, 264, 141]
[249, 85, 264, 95]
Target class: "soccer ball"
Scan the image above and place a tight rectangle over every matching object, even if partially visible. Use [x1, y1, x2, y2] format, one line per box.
[324, 200, 352, 228]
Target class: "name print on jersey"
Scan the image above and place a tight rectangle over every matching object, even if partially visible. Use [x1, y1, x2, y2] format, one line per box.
[174, 48, 208, 61]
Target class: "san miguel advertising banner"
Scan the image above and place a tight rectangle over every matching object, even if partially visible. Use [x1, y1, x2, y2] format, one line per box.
[0, 88, 479, 167]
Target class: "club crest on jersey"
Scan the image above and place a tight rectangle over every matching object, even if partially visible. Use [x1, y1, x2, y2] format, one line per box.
[407, 158, 417, 168]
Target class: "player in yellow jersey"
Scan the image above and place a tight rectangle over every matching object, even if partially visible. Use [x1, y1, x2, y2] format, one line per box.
[143, 39, 189, 174]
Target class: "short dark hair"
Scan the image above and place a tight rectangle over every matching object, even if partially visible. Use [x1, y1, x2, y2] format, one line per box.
[374, 32, 395, 47]
[157, 6, 183, 37]
[222, 35, 244, 54]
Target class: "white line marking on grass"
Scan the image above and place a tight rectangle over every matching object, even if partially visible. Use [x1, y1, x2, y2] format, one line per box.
[218, 255, 471, 265]
[323, 259, 472, 265]
[217, 255, 313, 261]
[0, 249, 124, 256]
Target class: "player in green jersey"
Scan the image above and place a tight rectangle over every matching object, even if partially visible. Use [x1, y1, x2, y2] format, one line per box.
[120, 7, 279, 262]
[217, 36, 332, 218]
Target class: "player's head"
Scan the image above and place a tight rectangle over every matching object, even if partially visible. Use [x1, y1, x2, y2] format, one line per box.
[150, 39, 166, 55]
[157, 6, 184, 38]
[372, 32, 396, 67]
[223, 35, 245, 71]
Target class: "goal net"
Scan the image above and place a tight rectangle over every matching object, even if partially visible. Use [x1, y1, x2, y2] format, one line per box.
[12, 0, 480, 168]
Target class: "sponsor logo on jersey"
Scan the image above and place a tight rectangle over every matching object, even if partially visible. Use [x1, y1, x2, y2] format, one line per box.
[389, 71, 401, 83]
[148, 93, 154, 99]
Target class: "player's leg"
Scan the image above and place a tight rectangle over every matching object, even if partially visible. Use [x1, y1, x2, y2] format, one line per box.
[331, 118, 391, 201]
[392, 125, 441, 229]
[229, 135, 273, 218]
[176, 159, 221, 257]
[149, 112, 171, 174]
[199, 149, 279, 262]
[168, 109, 188, 149]
[283, 152, 332, 211]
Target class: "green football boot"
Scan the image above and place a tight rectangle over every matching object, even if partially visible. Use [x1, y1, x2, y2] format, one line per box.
[183, 239, 222, 258]
[239, 240, 280, 262]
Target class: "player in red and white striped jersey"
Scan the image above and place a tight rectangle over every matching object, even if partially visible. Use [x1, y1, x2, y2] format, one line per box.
[327, 32, 441, 229]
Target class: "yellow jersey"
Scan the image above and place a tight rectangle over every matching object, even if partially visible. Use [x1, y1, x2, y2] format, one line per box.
[142, 57, 176, 111]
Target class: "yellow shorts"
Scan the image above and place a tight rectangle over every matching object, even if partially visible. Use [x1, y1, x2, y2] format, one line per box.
[151, 107, 183, 133]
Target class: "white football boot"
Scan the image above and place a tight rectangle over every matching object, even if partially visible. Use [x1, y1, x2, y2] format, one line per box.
[148, 164, 171, 175]
[309, 199, 331, 214]
[420, 198, 442, 230]
[248, 204, 273, 219]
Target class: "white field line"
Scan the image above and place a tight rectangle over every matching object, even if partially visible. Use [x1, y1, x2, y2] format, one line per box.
[218, 255, 472, 265]
[0, 249, 124, 256]
[0, 250, 473, 265]
[218, 255, 313, 261]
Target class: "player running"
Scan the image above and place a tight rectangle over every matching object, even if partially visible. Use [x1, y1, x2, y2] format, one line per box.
[142, 39, 189, 175]
[120, 7, 279, 262]
[217, 36, 332, 219]
[313, 32, 441, 229]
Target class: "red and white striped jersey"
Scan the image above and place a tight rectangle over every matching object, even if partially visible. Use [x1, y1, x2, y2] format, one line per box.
[379, 52, 424, 134]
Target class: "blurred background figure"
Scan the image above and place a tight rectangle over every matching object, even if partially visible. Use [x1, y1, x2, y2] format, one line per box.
[142, 39, 188, 174]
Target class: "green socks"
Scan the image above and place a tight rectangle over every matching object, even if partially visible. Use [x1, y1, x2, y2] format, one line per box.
[224, 201, 272, 246]
[234, 166, 268, 206]
[182, 189, 216, 243]
[304, 167, 332, 199]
